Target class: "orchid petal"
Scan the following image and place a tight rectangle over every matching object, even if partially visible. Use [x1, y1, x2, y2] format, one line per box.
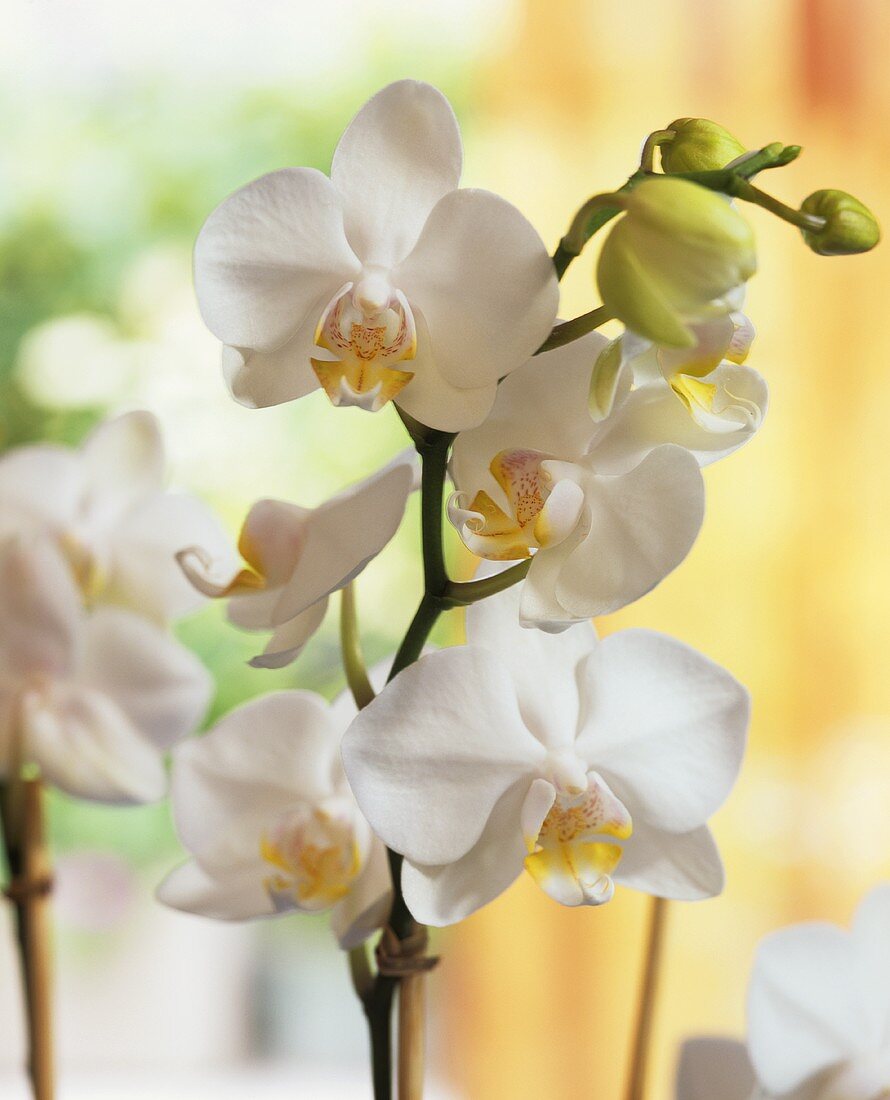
[331, 80, 462, 269]
[575, 630, 749, 832]
[612, 822, 724, 899]
[194, 167, 359, 352]
[0, 444, 81, 535]
[396, 188, 559, 391]
[851, 883, 890, 1049]
[450, 332, 607, 510]
[170, 691, 340, 867]
[401, 778, 542, 926]
[80, 411, 164, 513]
[554, 445, 705, 618]
[249, 599, 329, 670]
[466, 574, 596, 750]
[157, 859, 273, 920]
[22, 684, 167, 804]
[272, 455, 414, 624]
[341, 647, 544, 865]
[330, 837, 393, 949]
[79, 608, 211, 750]
[221, 328, 322, 410]
[0, 537, 80, 680]
[748, 923, 864, 1096]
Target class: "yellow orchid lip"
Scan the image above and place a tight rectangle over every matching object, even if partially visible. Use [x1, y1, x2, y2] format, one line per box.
[260, 807, 364, 912]
[312, 282, 417, 412]
[524, 772, 633, 908]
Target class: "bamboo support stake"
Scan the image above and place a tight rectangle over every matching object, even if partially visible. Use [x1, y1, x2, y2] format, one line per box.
[624, 896, 669, 1100]
[397, 972, 426, 1100]
[3, 778, 55, 1100]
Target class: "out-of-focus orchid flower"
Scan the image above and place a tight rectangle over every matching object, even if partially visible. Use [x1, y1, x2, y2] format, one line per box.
[0, 411, 232, 624]
[0, 537, 211, 804]
[158, 689, 392, 950]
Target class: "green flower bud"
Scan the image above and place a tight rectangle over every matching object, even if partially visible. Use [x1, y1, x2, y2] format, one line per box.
[661, 118, 747, 174]
[800, 189, 880, 256]
[597, 177, 757, 348]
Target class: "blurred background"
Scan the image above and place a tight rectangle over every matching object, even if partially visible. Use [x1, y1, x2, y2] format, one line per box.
[2, 0, 889, 1096]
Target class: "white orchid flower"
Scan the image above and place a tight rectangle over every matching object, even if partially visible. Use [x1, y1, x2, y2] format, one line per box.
[341, 582, 749, 926]
[0, 536, 211, 804]
[194, 80, 559, 431]
[0, 411, 232, 624]
[590, 312, 768, 469]
[448, 331, 706, 629]
[157, 689, 392, 950]
[177, 452, 415, 669]
[747, 882, 890, 1100]
[677, 884, 890, 1100]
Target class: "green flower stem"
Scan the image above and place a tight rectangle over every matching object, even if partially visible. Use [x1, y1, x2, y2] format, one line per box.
[551, 141, 802, 281]
[442, 558, 531, 605]
[721, 176, 826, 231]
[340, 583, 376, 710]
[535, 306, 614, 355]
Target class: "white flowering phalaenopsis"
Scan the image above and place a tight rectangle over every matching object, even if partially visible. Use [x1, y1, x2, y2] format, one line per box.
[678, 883, 890, 1100]
[194, 80, 559, 430]
[158, 689, 391, 949]
[0, 411, 230, 623]
[0, 536, 211, 803]
[341, 582, 749, 925]
[177, 452, 416, 668]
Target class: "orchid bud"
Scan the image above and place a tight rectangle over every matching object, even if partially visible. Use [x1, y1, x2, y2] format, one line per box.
[800, 189, 880, 256]
[661, 118, 747, 174]
[597, 177, 757, 348]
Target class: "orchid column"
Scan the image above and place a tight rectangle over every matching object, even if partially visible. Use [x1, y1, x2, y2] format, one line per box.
[168, 82, 879, 1100]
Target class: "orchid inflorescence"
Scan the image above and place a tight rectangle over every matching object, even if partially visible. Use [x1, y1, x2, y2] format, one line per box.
[0, 80, 884, 1100]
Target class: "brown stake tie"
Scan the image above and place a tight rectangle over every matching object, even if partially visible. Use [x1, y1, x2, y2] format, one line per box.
[376, 926, 440, 978]
[3, 874, 54, 903]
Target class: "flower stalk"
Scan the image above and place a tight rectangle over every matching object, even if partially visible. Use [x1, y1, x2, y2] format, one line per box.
[625, 897, 670, 1100]
[1, 776, 55, 1100]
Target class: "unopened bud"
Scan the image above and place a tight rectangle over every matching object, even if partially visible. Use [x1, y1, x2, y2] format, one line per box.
[597, 178, 756, 348]
[661, 118, 747, 174]
[800, 189, 880, 256]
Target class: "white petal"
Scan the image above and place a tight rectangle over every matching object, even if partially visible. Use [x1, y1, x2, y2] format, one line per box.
[575, 630, 749, 832]
[272, 456, 414, 623]
[107, 491, 236, 622]
[194, 167, 359, 351]
[613, 822, 724, 899]
[0, 536, 80, 680]
[330, 837, 393, 950]
[331, 80, 462, 269]
[249, 599, 329, 670]
[676, 1038, 756, 1100]
[79, 608, 212, 750]
[554, 445, 705, 618]
[748, 923, 863, 1095]
[341, 646, 544, 866]
[450, 331, 606, 507]
[401, 778, 537, 926]
[394, 308, 498, 432]
[80, 411, 164, 511]
[851, 883, 890, 1049]
[466, 571, 597, 750]
[157, 859, 273, 920]
[396, 188, 559, 390]
[519, 525, 589, 632]
[23, 684, 167, 804]
[169, 691, 340, 864]
[0, 444, 82, 534]
[221, 314, 323, 411]
[592, 369, 768, 473]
